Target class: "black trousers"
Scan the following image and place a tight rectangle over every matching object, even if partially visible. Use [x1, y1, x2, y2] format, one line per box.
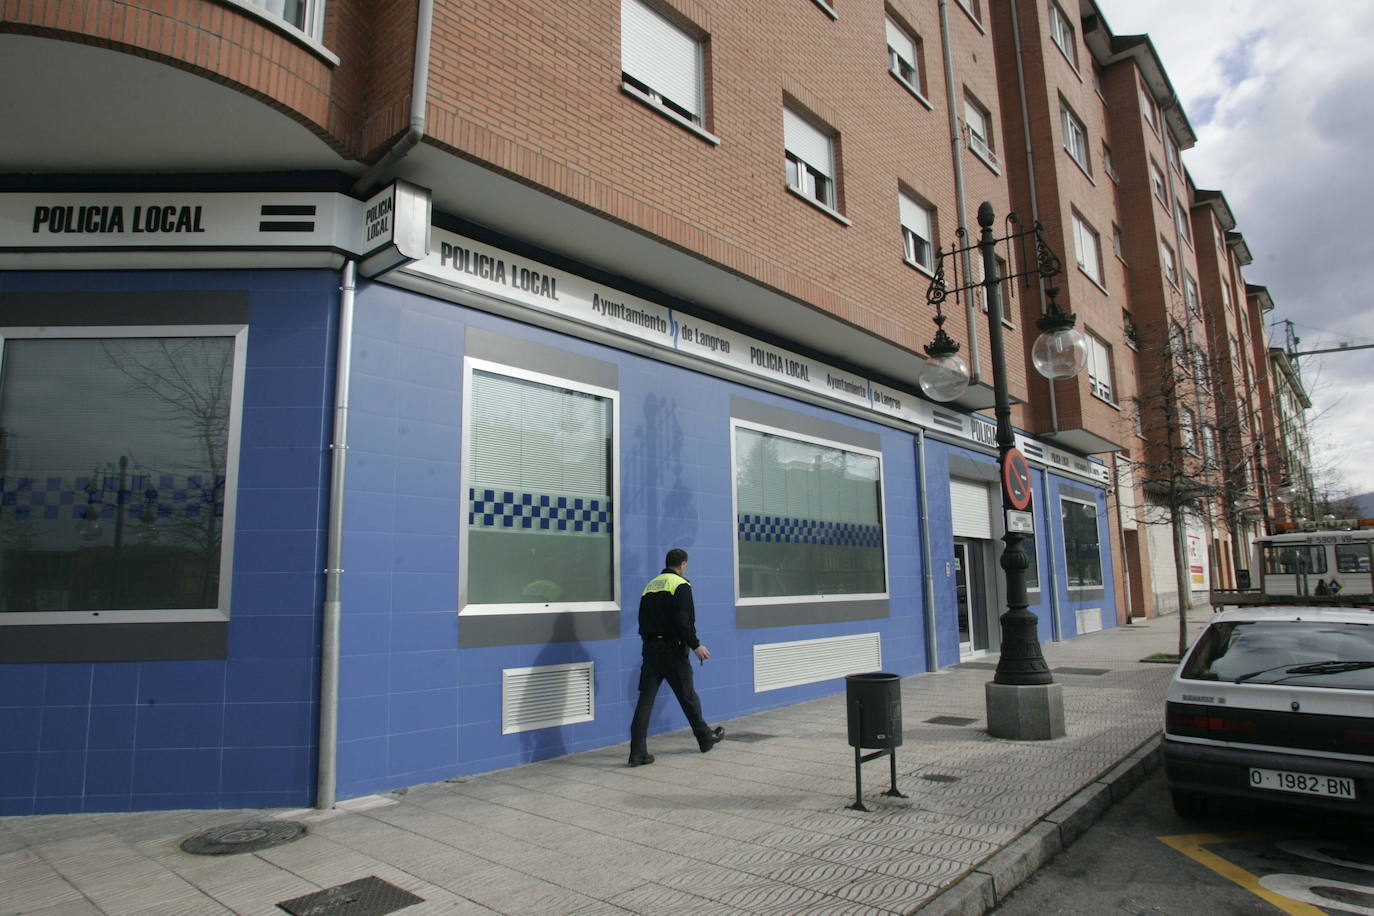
[629, 638, 711, 756]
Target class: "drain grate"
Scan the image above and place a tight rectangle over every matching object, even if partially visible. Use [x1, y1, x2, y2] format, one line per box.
[277, 876, 424, 916]
[1051, 667, 1110, 676]
[920, 774, 962, 783]
[181, 820, 307, 856]
[952, 662, 999, 670]
[924, 715, 977, 726]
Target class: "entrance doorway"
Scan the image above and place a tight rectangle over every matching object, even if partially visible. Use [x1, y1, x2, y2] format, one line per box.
[954, 539, 990, 657]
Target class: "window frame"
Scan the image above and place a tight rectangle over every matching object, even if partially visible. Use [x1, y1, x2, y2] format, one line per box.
[730, 418, 890, 607]
[784, 105, 841, 214]
[1072, 211, 1103, 286]
[1060, 100, 1090, 174]
[1150, 159, 1168, 204]
[0, 324, 248, 628]
[620, 0, 718, 141]
[1086, 332, 1115, 403]
[458, 357, 622, 617]
[1048, 1, 1078, 68]
[1140, 82, 1158, 131]
[1160, 239, 1178, 287]
[1174, 199, 1192, 244]
[963, 94, 999, 170]
[1060, 495, 1104, 589]
[899, 190, 936, 273]
[885, 15, 928, 101]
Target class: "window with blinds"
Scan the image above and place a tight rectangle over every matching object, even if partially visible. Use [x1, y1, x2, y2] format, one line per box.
[899, 192, 935, 271]
[621, 0, 704, 125]
[734, 423, 886, 601]
[464, 366, 616, 610]
[1072, 212, 1102, 284]
[0, 330, 243, 619]
[885, 17, 923, 95]
[784, 106, 837, 209]
[246, 0, 319, 37]
[1061, 497, 1103, 587]
[1087, 333, 1114, 402]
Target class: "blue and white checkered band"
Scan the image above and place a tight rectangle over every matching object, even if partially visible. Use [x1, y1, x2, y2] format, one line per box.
[0, 474, 226, 521]
[468, 487, 612, 536]
[737, 513, 882, 548]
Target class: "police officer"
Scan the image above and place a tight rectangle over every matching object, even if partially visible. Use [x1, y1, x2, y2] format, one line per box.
[628, 548, 724, 766]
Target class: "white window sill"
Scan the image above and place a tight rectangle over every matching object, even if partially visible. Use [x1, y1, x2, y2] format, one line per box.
[903, 255, 936, 277]
[810, 0, 838, 19]
[220, 0, 339, 66]
[890, 72, 935, 111]
[621, 83, 720, 145]
[1065, 151, 1096, 185]
[786, 185, 852, 225]
[1054, 43, 1081, 78]
[1077, 265, 1109, 295]
[969, 145, 1001, 175]
[1090, 390, 1121, 410]
[954, 2, 987, 34]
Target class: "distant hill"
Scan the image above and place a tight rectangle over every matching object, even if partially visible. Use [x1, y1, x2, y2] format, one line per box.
[1357, 491, 1374, 517]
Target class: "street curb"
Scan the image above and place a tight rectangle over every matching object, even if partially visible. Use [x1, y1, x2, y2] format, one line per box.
[912, 733, 1163, 915]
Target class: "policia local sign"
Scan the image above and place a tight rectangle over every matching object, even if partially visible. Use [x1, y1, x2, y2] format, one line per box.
[0, 182, 430, 277]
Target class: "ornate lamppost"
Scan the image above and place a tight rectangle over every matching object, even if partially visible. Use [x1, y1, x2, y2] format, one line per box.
[920, 202, 1087, 740]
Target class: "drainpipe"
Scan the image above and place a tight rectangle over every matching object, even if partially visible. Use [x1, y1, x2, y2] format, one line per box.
[317, 259, 357, 810]
[937, 0, 981, 383]
[351, 0, 435, 197]
[916, 430, 939, 670]
[1007, 0, 1061, 431]
[1039, 471, 1063, 642]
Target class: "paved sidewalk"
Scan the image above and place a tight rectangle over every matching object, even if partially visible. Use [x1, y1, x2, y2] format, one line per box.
[1, 614, 1205, 916]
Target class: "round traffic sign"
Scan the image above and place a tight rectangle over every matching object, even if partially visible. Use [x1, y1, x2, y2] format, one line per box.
[1002, 448, 1033, 511]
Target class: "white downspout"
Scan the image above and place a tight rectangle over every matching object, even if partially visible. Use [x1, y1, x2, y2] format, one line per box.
[351, 0, 435, 198]
[916, 430, 939, 670]
[937, 0, 982, 383]
[316, 260, 357, 810]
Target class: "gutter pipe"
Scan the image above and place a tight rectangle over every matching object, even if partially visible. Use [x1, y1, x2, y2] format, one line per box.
[937, 0, 982, 383]
[916, 429, 939, 670]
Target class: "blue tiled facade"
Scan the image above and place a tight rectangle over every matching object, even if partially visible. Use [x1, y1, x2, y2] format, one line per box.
[0, 267, 1114, 815]
[0, 269, 336, 815]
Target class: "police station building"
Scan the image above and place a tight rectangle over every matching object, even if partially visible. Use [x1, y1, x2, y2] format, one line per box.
[0, 181, 1115, 815]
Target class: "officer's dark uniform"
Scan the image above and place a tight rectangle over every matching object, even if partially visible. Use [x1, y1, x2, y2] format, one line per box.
[629, 568, 719, 761]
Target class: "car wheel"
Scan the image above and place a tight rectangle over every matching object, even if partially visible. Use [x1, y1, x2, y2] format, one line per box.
[1171, 789, 1208, 819]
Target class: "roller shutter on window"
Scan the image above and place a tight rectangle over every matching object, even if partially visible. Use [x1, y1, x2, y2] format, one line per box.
[950, 478, 993, 539]
[783, 108, 833, 177]
[899, 194, 932, 241]
[621, 0, 702, 119]
[885, 17, 916, 66]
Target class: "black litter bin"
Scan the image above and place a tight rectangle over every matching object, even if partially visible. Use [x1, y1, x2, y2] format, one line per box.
[845, 672, 902, 749]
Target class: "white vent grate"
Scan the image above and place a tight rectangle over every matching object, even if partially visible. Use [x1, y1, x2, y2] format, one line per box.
[754, 632, 882, 692]
[1075, 608, 1103, 634]
[502, 662, 595, 735]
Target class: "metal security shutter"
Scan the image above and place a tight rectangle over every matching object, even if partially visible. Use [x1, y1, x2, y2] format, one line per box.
[950, 479, 993, 539]
[754, 633, 882, 692]
[783, 107, 833, 177]
[502, 662, 595, 734]
[621, 0, 701, 119]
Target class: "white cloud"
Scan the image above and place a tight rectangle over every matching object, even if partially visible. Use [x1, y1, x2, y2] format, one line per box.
[1098, 0, 1374, 499]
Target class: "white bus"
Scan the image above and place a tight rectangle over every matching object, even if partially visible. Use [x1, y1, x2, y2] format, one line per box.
[1213, 519, 1374, 606]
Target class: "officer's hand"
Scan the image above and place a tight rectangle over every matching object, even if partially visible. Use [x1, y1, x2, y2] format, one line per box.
[694, 645, 711, 661]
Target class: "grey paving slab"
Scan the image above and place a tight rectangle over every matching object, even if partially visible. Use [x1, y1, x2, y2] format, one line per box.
[0, 614, 1203, 916]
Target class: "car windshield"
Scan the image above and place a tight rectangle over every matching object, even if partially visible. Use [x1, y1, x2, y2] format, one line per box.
[1182, 619, 1374, 689]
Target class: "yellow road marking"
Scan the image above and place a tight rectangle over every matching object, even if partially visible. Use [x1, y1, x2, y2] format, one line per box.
[1158, 830, 1325, 916]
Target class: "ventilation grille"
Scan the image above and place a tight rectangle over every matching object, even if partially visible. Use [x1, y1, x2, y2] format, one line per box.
[754, 632, 882, 692]
[502, 662, 595, 734]
[1075, 608, 1104, 635]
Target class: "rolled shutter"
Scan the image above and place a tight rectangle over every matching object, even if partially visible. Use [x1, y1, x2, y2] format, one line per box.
[899, 194, 931, 239]
[784, 108, 833, 177]
[621, 0, 701, 119]
[885, 17, 916, 64]
[950, 479, 993, 539]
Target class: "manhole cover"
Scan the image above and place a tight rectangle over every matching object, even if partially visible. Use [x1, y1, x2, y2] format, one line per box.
[277, 876, 424, 916]
[952, 662, 999, 670]
[181, 820, 307, 856]
[924, 715, 977, 726]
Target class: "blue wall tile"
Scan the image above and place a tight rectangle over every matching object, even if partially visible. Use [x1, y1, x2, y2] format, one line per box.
[36, 752, 87, 797]
[132, 749, 222, 796]
[136, 704, 225, 749]
[0, 666, 46, 706]
[87, 707, 138, 750]
[39, 707, 90, 752]
[222, 747, 311, 793]
[0, 709, 42, 753]
[42, 666, 92, 706]
[138, 661, 227, 705]
[223, 702, 313, 748]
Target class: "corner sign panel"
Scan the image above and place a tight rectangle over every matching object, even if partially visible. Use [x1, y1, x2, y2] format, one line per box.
[357, 181, 432, 278]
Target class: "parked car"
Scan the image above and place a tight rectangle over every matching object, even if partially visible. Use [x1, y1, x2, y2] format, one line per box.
[1164, 606, 1374, 818]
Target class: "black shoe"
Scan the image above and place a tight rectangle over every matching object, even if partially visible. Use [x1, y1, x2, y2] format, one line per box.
[627, 754, 655, 767]
[698, 726, 725, 753]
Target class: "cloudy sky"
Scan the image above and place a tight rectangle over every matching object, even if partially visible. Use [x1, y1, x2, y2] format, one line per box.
[1096, 0, 1374, 502]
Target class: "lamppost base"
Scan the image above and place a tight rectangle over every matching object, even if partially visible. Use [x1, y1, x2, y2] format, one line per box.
[985, 681, 1066, 740]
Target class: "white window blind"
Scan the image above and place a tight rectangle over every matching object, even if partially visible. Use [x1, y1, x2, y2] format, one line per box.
[899, 193, 933, 268]
[1073, 214, 1100, 283]
[1088, 334, 1113, 401]
[784, 108, 833, 177]
[950, 479, 992, 540]
[886, 17, 918, 82]
[621, 0, 702, 120]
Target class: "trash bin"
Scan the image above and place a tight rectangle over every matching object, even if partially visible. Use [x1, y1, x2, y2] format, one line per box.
[845, 672, 902, 749]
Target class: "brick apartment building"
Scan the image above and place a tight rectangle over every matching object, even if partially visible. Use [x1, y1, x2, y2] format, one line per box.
[0, 0, 1294, 814]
